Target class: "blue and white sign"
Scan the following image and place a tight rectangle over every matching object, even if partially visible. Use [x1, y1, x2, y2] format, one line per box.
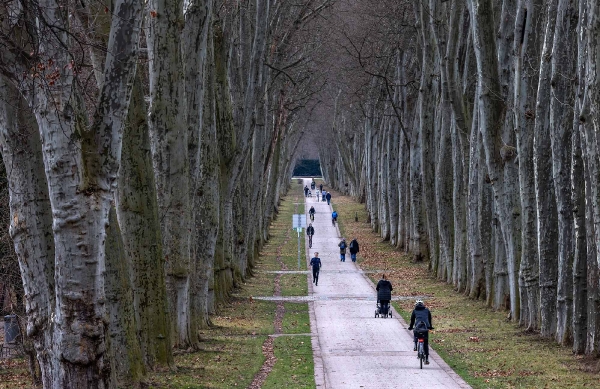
[292, 214, 307, 229]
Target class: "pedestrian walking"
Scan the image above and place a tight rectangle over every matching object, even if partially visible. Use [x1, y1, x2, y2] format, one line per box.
[310, 252, 322, 285]
[349, 237, 360, 262]
[307, 223, 315, 248]
[304, 185, 309, 197]
[319, 183, 323, 192]
[326, 191, 332, 205]
[338, 238, 347, 262]
[321, 191, 326, 202]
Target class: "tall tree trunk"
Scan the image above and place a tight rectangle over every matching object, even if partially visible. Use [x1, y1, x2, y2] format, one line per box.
[534, 0, 558, 335]
[0, 78, 55, 388]
[117, 77, 173, 367]
[550, 0, 577, 344]
[147, 0, 193, 348]
[469, 0, 521, 320]
[105, 207, 145, 385]
[514, 0, 541, 330]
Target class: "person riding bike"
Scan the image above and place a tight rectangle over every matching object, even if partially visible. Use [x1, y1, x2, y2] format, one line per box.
[306, 223, 315, 248]
[338, 238, 347, 262]
[408, 299, 434, 365]
[331, 210, 338, 226]
[310, 252, 322, 285]
[309, 206, 316, 221]
[376, 274, 393, 315]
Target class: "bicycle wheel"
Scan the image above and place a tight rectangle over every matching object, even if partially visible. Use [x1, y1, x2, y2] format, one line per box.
[419, 343, 424, 369]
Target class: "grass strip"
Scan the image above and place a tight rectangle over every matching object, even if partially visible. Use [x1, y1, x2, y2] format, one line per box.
[262, 336, 314, 389]
[331, 189, 600, 389]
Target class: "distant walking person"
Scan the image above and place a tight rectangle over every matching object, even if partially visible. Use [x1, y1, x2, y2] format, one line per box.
[321, 191, 326, 202]
[307, 223, 315, 248]
[349, 238, 360, 262]
[326, 191, 332, 205]
[310, 252, 322, 285]
[319, 183, 323, 192]
[338, 238, 347, 262]
[304, 185, 309, 197]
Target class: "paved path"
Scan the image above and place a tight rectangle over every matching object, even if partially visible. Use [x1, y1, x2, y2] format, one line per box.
[303, 179, 471, 389]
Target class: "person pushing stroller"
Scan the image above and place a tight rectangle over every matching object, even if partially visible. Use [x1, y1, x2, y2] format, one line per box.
[376, 274, 393, 316]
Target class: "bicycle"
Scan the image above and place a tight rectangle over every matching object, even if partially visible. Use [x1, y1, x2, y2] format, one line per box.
[310, 213, 314, 222]
[308, 234, 313, 248]
[415, 332, 426, 369]
[332, 217, 336, 226]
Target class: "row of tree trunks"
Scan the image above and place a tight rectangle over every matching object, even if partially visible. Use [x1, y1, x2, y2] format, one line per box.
[322, 0, 600, 356]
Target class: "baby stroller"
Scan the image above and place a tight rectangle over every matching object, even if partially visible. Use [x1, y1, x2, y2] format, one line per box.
[375, 300, 392, 318]
[307, 190, 312, 197]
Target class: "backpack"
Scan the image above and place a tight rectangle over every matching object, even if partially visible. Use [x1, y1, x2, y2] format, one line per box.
[340, 241, 346, 250]
[415, 320, 428, 332]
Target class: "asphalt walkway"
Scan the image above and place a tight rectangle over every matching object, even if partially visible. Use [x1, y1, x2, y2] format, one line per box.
[304, 178, 471, 389]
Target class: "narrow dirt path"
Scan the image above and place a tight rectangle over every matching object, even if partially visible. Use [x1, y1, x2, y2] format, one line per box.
[305, 179, 471, 388]
[247, 198, 297, 389]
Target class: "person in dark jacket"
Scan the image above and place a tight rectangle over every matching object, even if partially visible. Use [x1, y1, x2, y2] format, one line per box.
[310, 252, 322, 285]
[408, 299, 434, 364]
[349, 238, 360, 262]
[338, 238, 347, 261]
[376, 274, 393, 314]
[325, 191, 332, 205]
[319, 183, 323, 192]
[304, 185, 309, 197]
[306, 223, 315, 248]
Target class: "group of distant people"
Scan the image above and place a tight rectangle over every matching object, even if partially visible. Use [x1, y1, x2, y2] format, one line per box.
[304, 182, 331, 205]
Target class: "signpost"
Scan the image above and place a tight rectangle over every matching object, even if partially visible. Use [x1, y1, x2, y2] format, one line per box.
[292, 214, 307, 269]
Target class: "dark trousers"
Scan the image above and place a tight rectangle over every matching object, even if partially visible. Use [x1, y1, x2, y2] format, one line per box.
[312, 268, 319, 283]
[413, 331, 429, 357]
[379, 300, 389, 313]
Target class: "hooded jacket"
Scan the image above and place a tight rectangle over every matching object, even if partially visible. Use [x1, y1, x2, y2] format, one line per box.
[376, 279, 393, 301]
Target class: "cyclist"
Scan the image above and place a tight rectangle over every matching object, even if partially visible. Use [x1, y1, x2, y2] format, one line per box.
[309, 206, 316, 221]
[307, 223, 315, 248]
[376, 274, 393, 315]
[311, 180, 316, 190]
[310, 252, 322, 285]
[331, 210, 338, 226]
[338, 238, 347, 262]
[408, 299, 434, 365]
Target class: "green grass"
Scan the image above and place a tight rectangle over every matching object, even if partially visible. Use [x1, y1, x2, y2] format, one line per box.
[280, 273, 308, 296]
[262, 336, 315, 389]
[330, 189, 600, 389]
[282, 303, 311, 334]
